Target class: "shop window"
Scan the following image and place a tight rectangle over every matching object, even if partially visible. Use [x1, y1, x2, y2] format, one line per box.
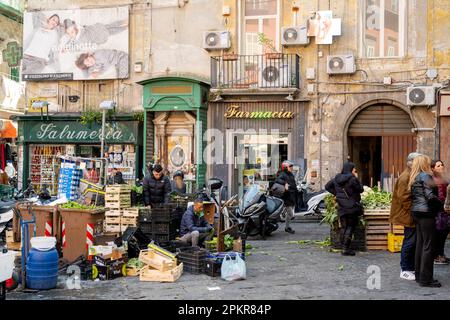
[241, 0, 279, 55]
[361, 0, 406, 58]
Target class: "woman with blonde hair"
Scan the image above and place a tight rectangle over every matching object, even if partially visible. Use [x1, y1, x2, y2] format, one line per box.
[409, 155, 443, 287]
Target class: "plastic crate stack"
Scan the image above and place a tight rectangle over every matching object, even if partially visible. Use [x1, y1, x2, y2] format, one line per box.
[57, 161, 82, 200]
[138, 204, 183, 247]
[176, 247, 207, 274]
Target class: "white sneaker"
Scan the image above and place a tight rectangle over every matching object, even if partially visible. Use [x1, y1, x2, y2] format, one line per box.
[400, 271, 416, 281]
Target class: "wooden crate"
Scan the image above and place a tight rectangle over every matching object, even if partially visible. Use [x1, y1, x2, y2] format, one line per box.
[126, 266, 142, 277]
[7, 241, 22, 251]
[364, 209, 391, 251]
[105, 216, 121, 224]
[105, 209, 121, 217]
[121, 217, 137, 226]
[105, 200, 131, 209]
[122, 208, 139, 218]
[139, 249, 176, 272]
[139, 263, 183, 283]
[6, 230, 14, 244]
[105, 224, 121, 233]
[106, 185, 131, 194]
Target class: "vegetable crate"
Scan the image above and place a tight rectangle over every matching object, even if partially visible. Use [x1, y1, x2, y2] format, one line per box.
[105, 185, 131, 209]
[364, 208, 391, 251]
[176, 247, 207, 274]
[139, 263, 183, 282]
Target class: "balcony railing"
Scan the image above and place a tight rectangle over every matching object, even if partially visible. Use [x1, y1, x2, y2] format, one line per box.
[211, 54, 300, 90]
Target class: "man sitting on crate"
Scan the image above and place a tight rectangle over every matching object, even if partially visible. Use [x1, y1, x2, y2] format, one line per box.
[179, 198, 214, 247]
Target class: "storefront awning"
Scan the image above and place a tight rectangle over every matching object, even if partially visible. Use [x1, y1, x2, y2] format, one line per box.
[0, 120, 17, 138]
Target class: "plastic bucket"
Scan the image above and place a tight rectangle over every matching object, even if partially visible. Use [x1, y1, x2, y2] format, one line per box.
[30, 237, 57, 251]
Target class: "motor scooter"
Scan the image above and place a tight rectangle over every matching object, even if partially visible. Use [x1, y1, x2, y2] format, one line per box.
[237, 185, 285, 239]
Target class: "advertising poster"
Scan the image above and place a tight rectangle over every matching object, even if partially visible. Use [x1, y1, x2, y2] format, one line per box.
[22, 6, 129, 81]
[307, 11, 341, 45]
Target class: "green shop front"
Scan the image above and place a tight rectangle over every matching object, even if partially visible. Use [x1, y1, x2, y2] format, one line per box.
[138, 77, 210, 189]
[15, 115, 143, 195]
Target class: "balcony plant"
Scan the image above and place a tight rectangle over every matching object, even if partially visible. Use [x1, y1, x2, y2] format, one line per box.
[258, 33, 282, 59]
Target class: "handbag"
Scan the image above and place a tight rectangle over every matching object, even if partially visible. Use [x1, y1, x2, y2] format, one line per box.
[340, 184, 364, 213]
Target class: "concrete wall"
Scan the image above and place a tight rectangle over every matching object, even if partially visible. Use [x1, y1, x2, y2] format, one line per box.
[24, 0, 223, 113]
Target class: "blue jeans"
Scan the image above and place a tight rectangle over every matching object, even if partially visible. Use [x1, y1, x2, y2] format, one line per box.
[400, 227, 416, 271]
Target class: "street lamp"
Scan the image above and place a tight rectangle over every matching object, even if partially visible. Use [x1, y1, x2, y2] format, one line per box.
[99, 100, 116, 185]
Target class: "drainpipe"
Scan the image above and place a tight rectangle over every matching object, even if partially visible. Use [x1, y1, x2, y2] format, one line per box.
[317, 0, 322, 190]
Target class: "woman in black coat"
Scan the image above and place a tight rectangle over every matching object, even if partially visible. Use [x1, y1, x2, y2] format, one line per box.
[325, 162, 364, 256]
[409, 155, 443, 287]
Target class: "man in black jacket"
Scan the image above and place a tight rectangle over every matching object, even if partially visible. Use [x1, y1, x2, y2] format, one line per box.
[325, 162, 364, 256]
[143, 164, 171, 207]
[275, 160, 297, 234]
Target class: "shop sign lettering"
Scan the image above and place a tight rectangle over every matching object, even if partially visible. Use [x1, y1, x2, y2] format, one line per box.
[224, 105, 294, 119]
[30, 122, 137, 143]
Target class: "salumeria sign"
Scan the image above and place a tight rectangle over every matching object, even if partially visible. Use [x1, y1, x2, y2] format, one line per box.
[224, 105, 295, 119]
[33, 123, 136, 142]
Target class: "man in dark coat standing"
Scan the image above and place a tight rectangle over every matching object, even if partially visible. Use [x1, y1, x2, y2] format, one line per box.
[274, 160, 297, 234]
[143, 164, 171, 207]
[325, 162, 364, 256]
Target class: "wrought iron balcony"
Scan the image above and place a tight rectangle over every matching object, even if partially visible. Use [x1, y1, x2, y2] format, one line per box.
[211, 53, 300, 90]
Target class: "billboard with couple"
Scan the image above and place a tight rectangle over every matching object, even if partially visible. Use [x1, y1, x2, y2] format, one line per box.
[22, 6, 129, 81]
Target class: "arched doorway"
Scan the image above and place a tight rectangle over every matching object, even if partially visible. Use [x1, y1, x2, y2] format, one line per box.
[346, 103, 417, 191]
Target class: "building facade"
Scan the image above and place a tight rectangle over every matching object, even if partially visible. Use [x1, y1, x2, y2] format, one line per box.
[16, 0, 450, 195]
[206, 0, 450, 195]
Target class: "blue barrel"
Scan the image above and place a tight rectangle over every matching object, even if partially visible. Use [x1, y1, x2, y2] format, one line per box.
[26, 248, 59, 290]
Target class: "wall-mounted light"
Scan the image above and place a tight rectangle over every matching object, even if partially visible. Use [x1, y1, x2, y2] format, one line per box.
[223, 5, 231, 26]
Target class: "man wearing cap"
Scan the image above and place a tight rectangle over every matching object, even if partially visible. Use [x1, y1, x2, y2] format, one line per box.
[390, 152, 422, 281]
[143, 164, 172, 207]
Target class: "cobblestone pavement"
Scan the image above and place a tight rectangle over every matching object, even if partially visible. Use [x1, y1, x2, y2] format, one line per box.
[7, 222, 450, 300]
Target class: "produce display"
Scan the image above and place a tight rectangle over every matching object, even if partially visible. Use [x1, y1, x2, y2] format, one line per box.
[60, 201, 99, 210]
[361, 186, 392, 209]
[127, 258, 145, 269]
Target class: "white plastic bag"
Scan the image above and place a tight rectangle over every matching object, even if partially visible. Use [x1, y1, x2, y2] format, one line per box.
[221, 253, 246, 281]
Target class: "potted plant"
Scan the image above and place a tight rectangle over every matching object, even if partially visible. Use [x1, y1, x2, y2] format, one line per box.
[321, 194, 367, 251]
[258, 33, 282, 59]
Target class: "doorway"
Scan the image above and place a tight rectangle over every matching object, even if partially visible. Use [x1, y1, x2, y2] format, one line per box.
[231, 133, 289, 198]
[347, 104, 417, 191]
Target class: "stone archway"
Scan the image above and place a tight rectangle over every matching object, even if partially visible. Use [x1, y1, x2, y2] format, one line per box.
[343, 100, 417, 190]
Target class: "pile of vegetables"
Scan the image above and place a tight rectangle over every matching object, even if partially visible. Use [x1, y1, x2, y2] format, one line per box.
[361, 186, 392, 209]
[60, 201, 98, 210]
[205, 235, 237, 251]
[127, 258, 144, 269]
[131, 185, 143, 194]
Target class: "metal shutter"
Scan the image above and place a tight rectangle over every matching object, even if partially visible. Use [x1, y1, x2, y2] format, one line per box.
[348, 105, 414, 136]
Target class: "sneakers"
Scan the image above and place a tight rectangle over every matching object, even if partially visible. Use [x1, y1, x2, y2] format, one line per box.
[400, 271, 416, 281]
[434, 256, 449, 265]
[285, 227, 295, 234]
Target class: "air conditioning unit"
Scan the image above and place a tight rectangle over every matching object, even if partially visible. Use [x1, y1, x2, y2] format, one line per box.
[407, 86, 436, 106]
[258, 57, 292, 88]
[203, 31, 231, 50]
[281, 26, 309, 46]
[326, 54, 356, 74]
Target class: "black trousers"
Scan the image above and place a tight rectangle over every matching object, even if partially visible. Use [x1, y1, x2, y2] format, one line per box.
[414, 215, 437, 284]
[340, 215, 358, 249]
[435, 228, 450, 257]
